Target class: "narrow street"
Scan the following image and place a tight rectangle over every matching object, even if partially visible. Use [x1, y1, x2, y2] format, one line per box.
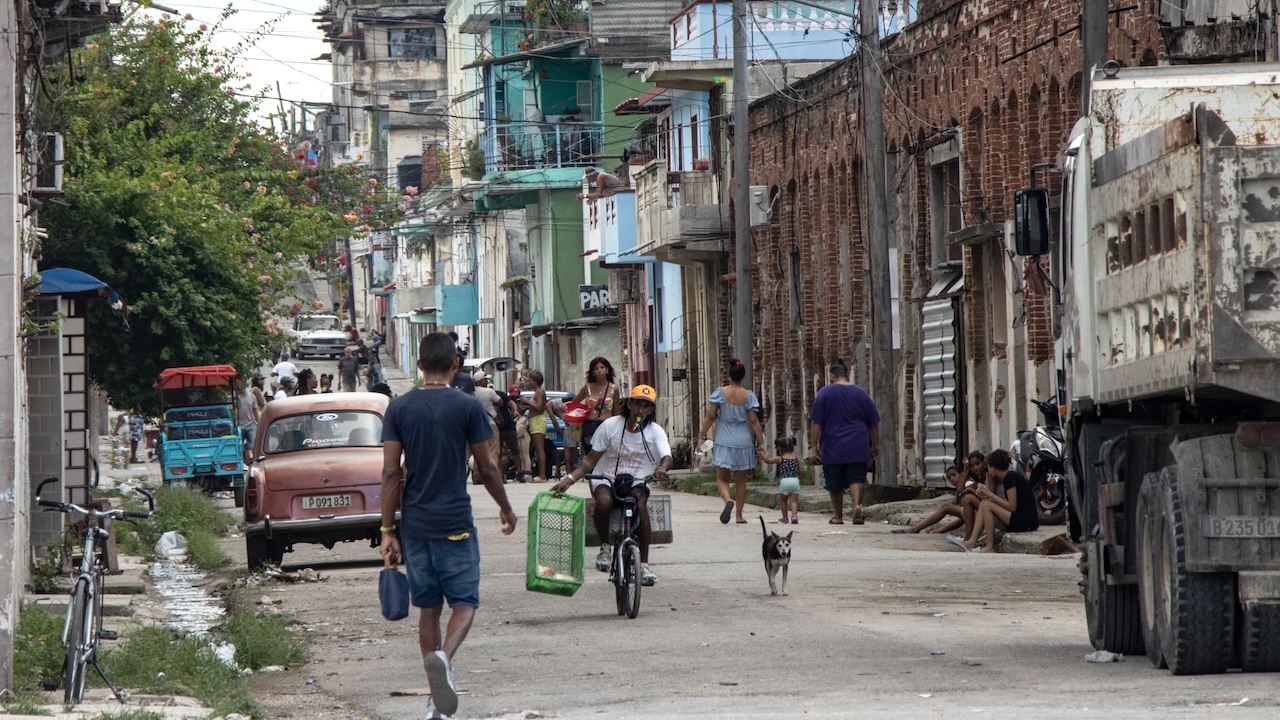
[221, 480, 1277, 720]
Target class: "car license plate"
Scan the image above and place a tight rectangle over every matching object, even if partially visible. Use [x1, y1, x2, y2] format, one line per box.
[303, 494, 352, 510]
[1201, 516, 1280, 538]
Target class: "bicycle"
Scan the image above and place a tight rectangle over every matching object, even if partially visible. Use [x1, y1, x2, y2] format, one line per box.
[35, 477, 155, 704]
[579, 473, 647, 619]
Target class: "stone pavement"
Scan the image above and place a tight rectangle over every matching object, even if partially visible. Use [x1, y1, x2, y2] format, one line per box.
[664, 469, 1074, 555]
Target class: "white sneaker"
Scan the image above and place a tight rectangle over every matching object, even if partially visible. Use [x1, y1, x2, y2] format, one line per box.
[423, 650, 457, 716]
[641, 563, 656, 586]
[423, 698, 451, 720]
[595, 543, 611, 572]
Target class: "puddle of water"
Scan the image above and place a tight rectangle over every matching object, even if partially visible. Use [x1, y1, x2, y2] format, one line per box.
[147, 555, 226, 637]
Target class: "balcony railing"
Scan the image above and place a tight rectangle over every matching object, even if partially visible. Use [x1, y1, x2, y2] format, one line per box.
[634, 159, 727, 263]
[480, 121, 602, 174]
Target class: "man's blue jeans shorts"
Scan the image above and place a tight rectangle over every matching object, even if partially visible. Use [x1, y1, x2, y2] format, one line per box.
[402, 532, 481, 609]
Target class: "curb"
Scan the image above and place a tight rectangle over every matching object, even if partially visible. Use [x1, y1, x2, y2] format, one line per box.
[661, 474, 1073, 555]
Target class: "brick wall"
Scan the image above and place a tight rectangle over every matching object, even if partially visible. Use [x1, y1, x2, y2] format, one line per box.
[746, 0, 1163, 478]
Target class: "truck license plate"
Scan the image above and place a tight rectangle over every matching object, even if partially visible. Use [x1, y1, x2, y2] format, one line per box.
[303, 494, 352, 510]
[1201, 516, 1280, 538]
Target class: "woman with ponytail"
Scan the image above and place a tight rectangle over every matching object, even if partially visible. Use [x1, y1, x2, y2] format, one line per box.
[696, 358, 765, 524]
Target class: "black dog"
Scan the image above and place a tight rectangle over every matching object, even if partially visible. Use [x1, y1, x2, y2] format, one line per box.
[760, 516, 793, 596]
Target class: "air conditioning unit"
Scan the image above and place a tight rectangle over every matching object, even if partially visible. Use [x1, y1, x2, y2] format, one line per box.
[607, 267, 639, 305]
[34, 132, 64, 194]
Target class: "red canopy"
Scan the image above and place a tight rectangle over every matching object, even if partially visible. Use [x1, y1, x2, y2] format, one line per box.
[156, 365, 241, 391]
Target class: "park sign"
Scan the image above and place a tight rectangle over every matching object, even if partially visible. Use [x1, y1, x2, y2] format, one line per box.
[579, 284, 617, 318]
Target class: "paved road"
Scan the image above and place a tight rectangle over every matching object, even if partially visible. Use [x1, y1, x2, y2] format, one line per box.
[221, 480, 1278, 720]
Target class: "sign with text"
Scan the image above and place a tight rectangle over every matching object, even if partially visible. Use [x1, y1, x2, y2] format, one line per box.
[579, 284, 618, 318]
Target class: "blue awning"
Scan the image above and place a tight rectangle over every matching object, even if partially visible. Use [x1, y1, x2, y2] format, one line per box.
[37, 268, 106, 294]
[37, 267, 125, 315]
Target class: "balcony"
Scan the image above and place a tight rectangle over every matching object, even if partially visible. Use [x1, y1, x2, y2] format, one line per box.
[481, 121, 602, 174]
[633, 160, 728, 265]
[584, 191, 641, 265]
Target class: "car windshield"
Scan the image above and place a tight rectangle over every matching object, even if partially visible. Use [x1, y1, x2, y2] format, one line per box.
[263, 410, 383, 454]
[297, 317, 341, 332]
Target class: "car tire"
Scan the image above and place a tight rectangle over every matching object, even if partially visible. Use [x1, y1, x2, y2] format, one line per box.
[246, 533, 283, 569]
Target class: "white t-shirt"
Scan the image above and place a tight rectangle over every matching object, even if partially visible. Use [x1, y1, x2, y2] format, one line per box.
[474, 386, 501, 422]
[588, 415, 671, 485]
[273, 361, 298, 379]
[274, 389, 289, 401]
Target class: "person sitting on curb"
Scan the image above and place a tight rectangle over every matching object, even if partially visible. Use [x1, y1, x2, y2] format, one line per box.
[892, 465, 972, 534]
[947, 448, 1039, 553]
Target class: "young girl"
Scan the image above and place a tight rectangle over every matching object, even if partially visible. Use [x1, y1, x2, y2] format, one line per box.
[758, 437, 801, 524]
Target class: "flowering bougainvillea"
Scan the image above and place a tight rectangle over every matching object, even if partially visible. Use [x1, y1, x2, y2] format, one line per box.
[38, 11, 402, 412]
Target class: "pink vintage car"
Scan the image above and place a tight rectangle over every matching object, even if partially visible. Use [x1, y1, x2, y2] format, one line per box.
[240, 392, 392, 568]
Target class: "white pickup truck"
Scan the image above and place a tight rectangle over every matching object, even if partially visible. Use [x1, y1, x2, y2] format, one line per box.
[291, 314, 348, 359]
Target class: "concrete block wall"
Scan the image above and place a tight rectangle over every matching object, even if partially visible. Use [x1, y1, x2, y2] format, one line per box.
[27, 297, 64, 552]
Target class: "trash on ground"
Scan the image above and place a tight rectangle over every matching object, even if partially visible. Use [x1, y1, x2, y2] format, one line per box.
[1215, 698, 1249, 707]
[212, 642, 237, 669]
[1085, 650, 1123, 663]
[933, 612, 948, 618]
[154, 530, 188, 558]
[919, 693, 932, 698]
[930, 650, 945, 655]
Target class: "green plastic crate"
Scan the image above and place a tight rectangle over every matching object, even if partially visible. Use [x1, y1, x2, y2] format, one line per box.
[526, 491, 586, 596]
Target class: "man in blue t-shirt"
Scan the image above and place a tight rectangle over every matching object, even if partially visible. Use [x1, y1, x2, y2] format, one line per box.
[809, 359, 881, 525]
[380, 332, 516, 719]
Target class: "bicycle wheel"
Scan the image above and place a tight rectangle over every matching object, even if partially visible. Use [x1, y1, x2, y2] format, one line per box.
[63, 579, 91, 704]
[613, 544, 627, 616]
[623, 543, 642, 619]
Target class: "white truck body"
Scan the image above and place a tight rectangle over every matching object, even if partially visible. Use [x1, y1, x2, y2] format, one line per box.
[1065, 64, 1280, 409]
[1059, 63, 1280, 675]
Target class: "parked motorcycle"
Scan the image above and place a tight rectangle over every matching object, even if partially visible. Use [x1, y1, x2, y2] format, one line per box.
[1011, 398, 1069, 526]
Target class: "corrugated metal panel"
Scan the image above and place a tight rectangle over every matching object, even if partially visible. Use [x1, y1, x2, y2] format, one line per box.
[920, 278, 961, 487]
[592, 0, 684, 60]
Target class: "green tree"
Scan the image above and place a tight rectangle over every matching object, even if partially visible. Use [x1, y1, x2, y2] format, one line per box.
[39, 12, 400, 413]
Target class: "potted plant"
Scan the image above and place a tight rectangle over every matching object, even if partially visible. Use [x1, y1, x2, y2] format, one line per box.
[693, 157, 710, 171]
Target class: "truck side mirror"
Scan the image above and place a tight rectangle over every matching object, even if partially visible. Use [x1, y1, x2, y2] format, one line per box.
[1014, 188, 1051, 256]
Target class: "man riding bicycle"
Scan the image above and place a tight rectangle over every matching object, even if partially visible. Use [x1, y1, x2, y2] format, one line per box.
[552, 384, 672, 586]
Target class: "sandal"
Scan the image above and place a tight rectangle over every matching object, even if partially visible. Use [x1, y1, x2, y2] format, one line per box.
[851, 517, 865, 525]
[778, 517, 790, 524]
[736, 519, 748, 524]
[791, 515, 799, 524]
[720, 500, 734, 525]
[828, 518, 844, 525]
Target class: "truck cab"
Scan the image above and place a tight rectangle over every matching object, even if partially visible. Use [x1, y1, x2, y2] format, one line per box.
[155, 365, 247, 501]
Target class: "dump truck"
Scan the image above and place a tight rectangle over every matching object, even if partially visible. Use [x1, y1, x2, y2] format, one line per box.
[1016, 62, 1280, 674]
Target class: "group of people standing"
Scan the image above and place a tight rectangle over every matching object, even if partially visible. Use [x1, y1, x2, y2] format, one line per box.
[462, 356, 624, 486]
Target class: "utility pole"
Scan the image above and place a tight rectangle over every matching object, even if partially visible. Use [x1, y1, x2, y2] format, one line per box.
[1081, 0, 1107, 108]
[731, 0, 752, 385]
[858, 0, 899, 483]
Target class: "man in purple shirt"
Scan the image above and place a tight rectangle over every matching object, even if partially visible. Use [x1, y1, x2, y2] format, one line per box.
[809, 359, 881, 524]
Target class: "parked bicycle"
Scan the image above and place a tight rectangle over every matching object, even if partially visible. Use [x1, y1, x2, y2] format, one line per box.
[35, 478, 155, 704]
[578, 472, 648, 619]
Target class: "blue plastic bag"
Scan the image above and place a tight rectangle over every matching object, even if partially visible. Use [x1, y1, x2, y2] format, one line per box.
[379, 565, 410, 621]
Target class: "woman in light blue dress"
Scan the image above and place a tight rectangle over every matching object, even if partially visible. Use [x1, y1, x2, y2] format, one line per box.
[697, 359, 765, 524]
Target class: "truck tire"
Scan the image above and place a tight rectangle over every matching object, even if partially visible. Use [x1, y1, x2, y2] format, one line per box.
[1135, 472, 1167, 668]
[1237, 601, 1280, 672]
[1082, 540, 1144, 654]
[1155, 466, 1235, 675]
[246, 534, 283, 569]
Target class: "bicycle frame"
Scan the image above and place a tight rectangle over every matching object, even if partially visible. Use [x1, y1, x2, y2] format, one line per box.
[36, 477, 153, 705]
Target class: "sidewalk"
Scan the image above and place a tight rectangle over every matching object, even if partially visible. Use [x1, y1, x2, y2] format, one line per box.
[13, 438, 223, 719]
[664, 469, 1073, 555]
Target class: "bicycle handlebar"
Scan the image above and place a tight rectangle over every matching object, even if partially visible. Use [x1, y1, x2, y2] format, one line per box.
[34, 477, 155, 521]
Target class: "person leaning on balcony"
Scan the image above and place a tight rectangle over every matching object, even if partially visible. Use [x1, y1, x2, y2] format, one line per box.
[578, 166, 622, 199]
